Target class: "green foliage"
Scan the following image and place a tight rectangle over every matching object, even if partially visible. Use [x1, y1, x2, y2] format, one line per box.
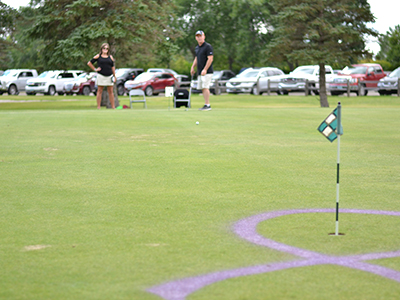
[377, 25, 400, 69]
[170, 54, 192, 77]
[173, 0, 272, 72]
[266, 0, 377, 106]
[154, 38, 180, 68]
[2, 0, 384, 78]
[27, 0, 176, 70]
[375, 60, 394, 71]
[6, 6, 46, 72]
[359, 58, 393, 71]
[0, 2, 19, 69]
[267, 0, 377, 66]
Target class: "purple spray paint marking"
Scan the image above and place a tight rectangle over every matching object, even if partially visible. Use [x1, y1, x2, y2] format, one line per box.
[147, 209, 400, 300]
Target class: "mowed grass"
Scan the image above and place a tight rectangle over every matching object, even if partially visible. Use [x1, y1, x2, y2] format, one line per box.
[1, 94, 400, 299]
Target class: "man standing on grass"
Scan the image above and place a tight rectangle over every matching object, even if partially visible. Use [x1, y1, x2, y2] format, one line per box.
[191, 30, 214, 111]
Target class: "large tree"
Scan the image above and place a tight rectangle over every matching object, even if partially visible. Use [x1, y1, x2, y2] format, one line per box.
[173, 0, 271, 72]
[7, 5, 46, 71]
[0, 2, 19, 69]
[377, 25, 400, 69]
[267, 0, 377, 107]
[27, 0, 176, 70]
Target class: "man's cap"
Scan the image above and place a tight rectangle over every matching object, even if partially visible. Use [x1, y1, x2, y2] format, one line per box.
[195, 30, 204, 36]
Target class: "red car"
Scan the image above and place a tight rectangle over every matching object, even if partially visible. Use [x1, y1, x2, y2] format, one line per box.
[329, 64, 386, 96]
[63, 72, 97, 95]
[124, 72, 177, 96]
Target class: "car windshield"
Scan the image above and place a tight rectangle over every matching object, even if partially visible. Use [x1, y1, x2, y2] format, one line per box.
[115, 69, 129, 77]
[3, 70, 18, 77]
[134, 73, 154, 81]
[212, 71, 222, 79]
[292, 67, 315, 75]
[77, 73, 88, 79]
[237, 70, 259, 78]
[165, 69, 178, 76]
[342, 66, 368, 74]
[389, 68, 400, 78]
[147, 69, 163, 73]
[38, 71, 58, 78]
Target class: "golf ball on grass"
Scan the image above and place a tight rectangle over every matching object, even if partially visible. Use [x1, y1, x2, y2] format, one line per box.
[196, 121, 199, 125]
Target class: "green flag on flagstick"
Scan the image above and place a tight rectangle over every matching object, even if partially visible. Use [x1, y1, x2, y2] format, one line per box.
[317, 106, 343, 142]
[317, 102, 343, 235]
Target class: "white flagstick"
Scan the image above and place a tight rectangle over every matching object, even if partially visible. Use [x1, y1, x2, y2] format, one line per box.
[336, 134, 340, 235]
[335, 102, 343, 236]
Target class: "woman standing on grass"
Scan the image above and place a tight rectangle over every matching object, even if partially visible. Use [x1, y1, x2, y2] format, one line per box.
[87, 43, 116, 109]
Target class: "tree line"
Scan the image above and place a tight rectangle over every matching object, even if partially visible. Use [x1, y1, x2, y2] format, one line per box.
[1, 0, 399, 106]
[2, 0, 390, 73]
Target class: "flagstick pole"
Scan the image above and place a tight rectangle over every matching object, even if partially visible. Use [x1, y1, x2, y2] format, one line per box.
[335, 134, 340, 235]
[317, 102, 343, 236]
[335, 102, 342, 236]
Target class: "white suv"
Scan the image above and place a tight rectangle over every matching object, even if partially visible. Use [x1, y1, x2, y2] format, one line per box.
[0, 69, 38, 95]
[25, 70, 85, 95]
[226, 67, 285, 95]
[273, 65, 334, 95]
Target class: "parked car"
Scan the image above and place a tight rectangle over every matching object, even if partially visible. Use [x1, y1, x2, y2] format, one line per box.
[210, 70, 236, 95]
[0, 69, 38, 95]
[329, 63, 386, 96]
[191, 70, 236, 94]
[26, 70, 85, 95]
[63, 72, 97, 95]
[377, 66, 400, 95]
[226, 67, 285, 95]
[124, 72, 177, 96]
[147, 68, 188, 82]
[272, 65, 334, 95]
[115, 68, 144, 95]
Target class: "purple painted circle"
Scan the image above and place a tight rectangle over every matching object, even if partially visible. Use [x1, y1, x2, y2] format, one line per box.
[148, 209, 400, 300]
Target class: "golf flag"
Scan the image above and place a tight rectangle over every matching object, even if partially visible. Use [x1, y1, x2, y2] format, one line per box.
[317, 104, 343, 142]
[318, 102, 344, 235]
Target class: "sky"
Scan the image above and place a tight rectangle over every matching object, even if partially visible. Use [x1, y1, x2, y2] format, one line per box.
[2, 0, 398, 55]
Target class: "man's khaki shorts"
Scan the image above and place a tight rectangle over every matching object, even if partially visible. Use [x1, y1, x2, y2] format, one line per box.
[197, 74, 213, 90]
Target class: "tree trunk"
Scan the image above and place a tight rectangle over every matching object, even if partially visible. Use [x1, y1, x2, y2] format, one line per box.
[101, 84, 120, 108]
[319, 63, 329, 107]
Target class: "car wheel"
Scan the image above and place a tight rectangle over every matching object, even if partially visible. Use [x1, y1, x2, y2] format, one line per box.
[144, 86, 153, 96]
[117, 84, 125, 96]
[8, 85, 19, 95]
[212, 88, 222, 95]
[82, 86, 91, 96]
[308, 84, 319, 95]
[378, 90, 387, 96]
[359, 85, 367, 96]
[47, 86, 56, 96]
[251, 85, 259, 95]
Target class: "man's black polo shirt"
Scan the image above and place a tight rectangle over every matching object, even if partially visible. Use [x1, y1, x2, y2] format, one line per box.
[195, 42, 214, 75]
